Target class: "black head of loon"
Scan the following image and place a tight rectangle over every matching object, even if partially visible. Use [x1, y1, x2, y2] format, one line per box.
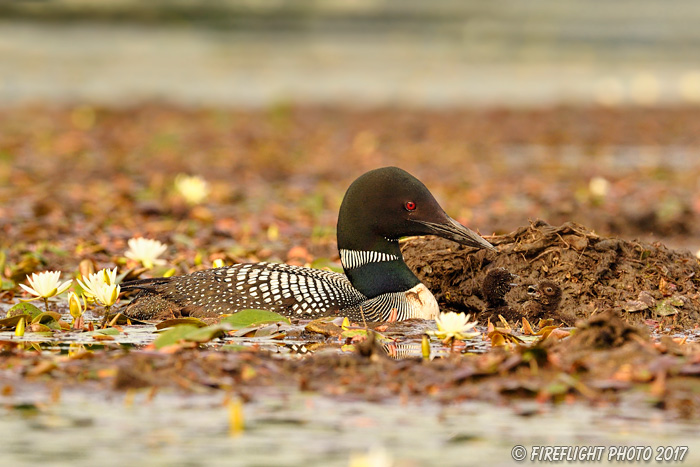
[336, 166, 495, 299]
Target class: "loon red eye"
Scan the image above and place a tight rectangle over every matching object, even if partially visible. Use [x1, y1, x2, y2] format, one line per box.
[405, 201, 416, 211]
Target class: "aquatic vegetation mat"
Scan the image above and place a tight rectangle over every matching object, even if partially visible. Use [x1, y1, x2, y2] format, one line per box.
[0, 104, 699, 421]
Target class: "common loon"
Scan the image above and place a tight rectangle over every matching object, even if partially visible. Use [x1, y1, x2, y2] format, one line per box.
[122, 167, 495, 322]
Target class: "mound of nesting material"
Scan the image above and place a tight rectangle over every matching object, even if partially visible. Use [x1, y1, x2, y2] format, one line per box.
[402, 220, 700, 327]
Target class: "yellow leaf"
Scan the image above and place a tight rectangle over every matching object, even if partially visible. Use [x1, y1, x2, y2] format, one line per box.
[491, 332, 506, 347]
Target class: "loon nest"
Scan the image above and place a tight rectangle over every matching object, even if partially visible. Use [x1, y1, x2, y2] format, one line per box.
[402, 220, 700, 327]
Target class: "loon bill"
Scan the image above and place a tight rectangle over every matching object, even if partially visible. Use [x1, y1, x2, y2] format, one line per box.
[122, 166, 496, 322]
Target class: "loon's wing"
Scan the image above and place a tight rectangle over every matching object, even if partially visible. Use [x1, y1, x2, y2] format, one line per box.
[122, 262, 367, 321]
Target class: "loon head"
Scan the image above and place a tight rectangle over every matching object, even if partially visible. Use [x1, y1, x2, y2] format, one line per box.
[337, 166, 495, 252]
[336, 167, 495, 300]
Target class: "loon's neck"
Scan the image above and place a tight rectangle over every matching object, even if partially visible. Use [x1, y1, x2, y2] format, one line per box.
[339, 239, 421, 298]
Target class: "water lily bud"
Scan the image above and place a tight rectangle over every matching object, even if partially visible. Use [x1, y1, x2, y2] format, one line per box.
[421, 335, 431, 360]
[15, 317, 25, 337]
[68, 292, 84, 320]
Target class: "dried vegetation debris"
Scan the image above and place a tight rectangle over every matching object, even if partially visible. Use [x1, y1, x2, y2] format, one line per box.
[3, 310, 700, 417]
[403, 220, 700, 326]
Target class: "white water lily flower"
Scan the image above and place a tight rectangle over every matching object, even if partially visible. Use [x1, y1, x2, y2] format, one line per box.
[93, 282, 120, 307]
[125, 237, 167, 269]
[77, 268, 118, 300]
[102, 266, 118, 285]
[427, 312, 480, 343]
[19, 271, 72, 300]
[174, 174, 210, 205]
[589, 176, 610, 198]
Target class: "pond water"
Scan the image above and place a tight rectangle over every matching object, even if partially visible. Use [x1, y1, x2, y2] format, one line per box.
[3, 8, 700, 109]
[1, 387, 699, 466]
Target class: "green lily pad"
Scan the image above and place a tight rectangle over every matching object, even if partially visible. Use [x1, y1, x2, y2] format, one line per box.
[154, 324, 200, 349]
[7, 302, 43, 319]
[156, 317, 208, 330]
[183, 323, 232, 343]
[221, 309, 290, 329]
[341, 328, 370, 339]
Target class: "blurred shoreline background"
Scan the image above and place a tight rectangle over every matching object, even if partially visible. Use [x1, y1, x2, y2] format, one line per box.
[3, 0, 700, 107]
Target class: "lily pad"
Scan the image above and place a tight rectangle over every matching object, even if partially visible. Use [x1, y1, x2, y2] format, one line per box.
[31, 312, 61, 325]
[154, 324, 200, 349]
[153, 323, 231, 348]
[341, 328, 370, 340]
[221, 309, 290, 329]
[182, 323, 232, 343]
[156, 318, 208, 330]
[0, 315, 28, 330]
[6, 302, 43, 320]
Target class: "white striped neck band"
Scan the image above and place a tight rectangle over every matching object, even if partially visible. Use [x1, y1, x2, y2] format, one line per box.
[339, 249, 400, 270]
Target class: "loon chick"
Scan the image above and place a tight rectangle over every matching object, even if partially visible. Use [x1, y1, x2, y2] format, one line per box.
[478, 267, 518, 323]
[521, 280, 563, 320]
[122, 167, 496, 322]
[481, 268, 517, 309]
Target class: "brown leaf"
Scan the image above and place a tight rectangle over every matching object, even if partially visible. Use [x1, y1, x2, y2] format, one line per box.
[92, 334, 115, 341]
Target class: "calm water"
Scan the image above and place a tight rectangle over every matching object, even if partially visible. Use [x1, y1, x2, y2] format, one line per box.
[2, 388, 699, 466]
[3, 0, 700, 108]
